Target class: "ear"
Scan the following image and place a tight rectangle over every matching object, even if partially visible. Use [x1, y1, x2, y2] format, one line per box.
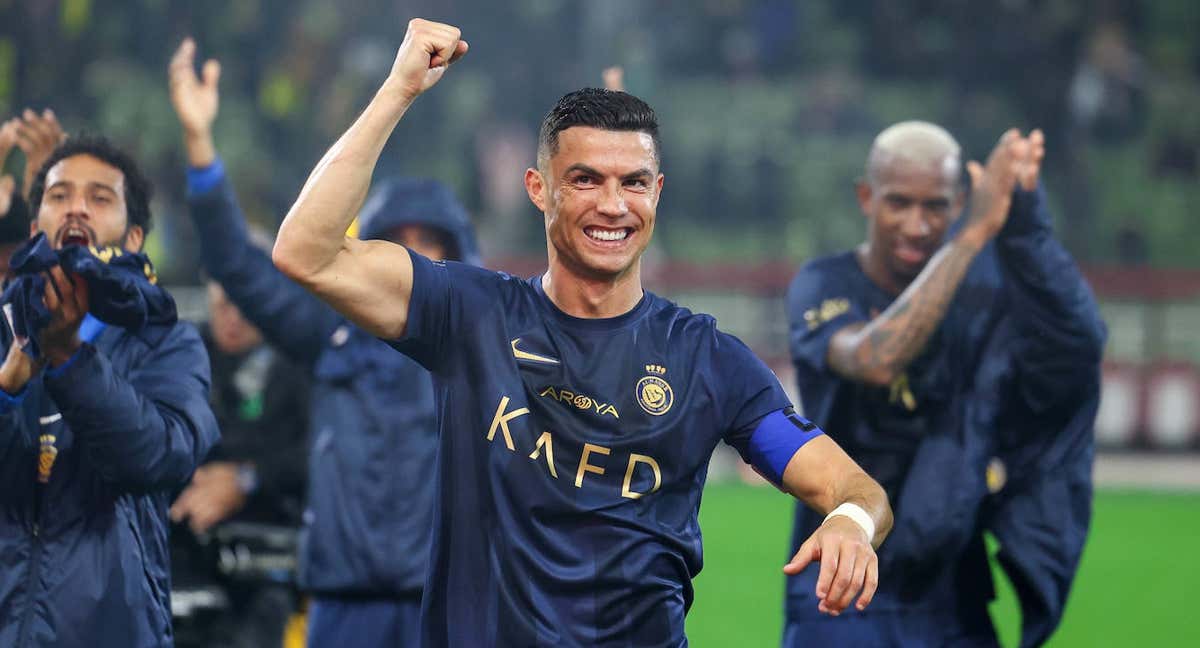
[855, 179, 873, 218]
[524, 167, 548, 213]
[29, 219, 39, 239]
[122, 224, 145, 252]
[652, 173, 665, 208]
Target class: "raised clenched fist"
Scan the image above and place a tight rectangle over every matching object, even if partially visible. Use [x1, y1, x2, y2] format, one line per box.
[386, 19, 469, 101]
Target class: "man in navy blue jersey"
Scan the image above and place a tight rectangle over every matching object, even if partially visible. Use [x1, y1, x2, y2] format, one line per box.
[783, 122, 1104, 646]
[272, 18, 894, 647]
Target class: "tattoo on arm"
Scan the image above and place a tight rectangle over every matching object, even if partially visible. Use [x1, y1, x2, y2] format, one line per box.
[829, 239, 981, 385]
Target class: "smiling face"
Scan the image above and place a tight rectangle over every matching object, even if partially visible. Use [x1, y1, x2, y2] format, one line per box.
[858, 156, 962, 283]
[525, 126, 663, 282]
[856, 121, 963, 292]
[33, 153, 143, 252]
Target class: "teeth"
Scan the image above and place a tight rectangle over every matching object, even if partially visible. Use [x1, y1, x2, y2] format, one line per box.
[586, 228, 628, 242]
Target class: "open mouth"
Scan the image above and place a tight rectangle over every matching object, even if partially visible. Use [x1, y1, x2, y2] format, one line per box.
[584, 226, 633, 245]
[894, 244, 928, 265]
[57, 224, 94, 248]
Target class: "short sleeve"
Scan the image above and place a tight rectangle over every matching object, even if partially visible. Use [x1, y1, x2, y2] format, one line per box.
[785, 262, 870, 375]
[388, 249, 455, 371]
[716, 332, 794, 457]
[388, 250, 509, 373]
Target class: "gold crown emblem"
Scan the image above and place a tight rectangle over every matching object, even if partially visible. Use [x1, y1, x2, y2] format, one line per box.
[644, 364, 666, 375]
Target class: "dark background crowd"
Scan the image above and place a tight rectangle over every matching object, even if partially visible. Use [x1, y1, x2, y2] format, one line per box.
[4, 0, 1195, 270]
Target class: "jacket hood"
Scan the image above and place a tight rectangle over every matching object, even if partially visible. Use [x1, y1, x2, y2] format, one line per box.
[357, 177, 480, 266]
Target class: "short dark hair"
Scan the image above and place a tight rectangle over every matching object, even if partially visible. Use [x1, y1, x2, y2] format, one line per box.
[28, 135, 154, 235]
[537, 88, 661, 167]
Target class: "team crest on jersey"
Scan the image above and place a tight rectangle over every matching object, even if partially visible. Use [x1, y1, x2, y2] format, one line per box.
[636, 365, 673, 416]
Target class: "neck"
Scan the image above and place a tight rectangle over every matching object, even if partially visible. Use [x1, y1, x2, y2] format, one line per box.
[542, 255, 644, 319]
[855, 242, 908, 296]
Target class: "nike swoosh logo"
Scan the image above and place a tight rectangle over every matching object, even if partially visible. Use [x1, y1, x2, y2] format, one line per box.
[511, 338, 560, 365]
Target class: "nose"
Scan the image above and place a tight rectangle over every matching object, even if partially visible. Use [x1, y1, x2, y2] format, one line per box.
[596, 180, 627, 218]
[67, 193, 90, 219]
[899, 210, 931, 238]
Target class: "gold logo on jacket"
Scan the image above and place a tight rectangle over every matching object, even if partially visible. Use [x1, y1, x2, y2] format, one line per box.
[637, 364, 673, 416]
[38, 434, 58, 484]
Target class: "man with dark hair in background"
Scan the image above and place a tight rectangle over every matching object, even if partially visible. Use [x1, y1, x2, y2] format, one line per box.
[169, 271, 311, 648]
[169, 38, 480, 646]
[784, 122, 1105, 646]
[273, 19, 893, 646]
[0, 134, 219, 646]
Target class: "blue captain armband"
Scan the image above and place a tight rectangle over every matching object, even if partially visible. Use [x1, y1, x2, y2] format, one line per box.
[746, 407, 824, 487]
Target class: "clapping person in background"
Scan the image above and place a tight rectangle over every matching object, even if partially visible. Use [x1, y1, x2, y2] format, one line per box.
[0, 130, 218, 646]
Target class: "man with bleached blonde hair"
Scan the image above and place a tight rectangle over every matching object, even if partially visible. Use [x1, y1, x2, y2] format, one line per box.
[784, 121, 1105, 646]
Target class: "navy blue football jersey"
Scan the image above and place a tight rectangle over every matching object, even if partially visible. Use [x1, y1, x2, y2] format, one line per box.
[786, 251, 1000, 491]
[783, 249, 1004, 616]
[393, 251, 798, 646]
[781, 187, 1105, 644]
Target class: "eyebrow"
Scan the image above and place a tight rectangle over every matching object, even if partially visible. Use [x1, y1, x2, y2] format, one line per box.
[563, 163, 602, 178]
[562, 163, 655, 181]
[46, 180, 119, 195]
[621, 168, 655, 182]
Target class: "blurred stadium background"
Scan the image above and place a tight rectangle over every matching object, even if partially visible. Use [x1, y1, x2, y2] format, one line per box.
[3, 0, 1199, 646]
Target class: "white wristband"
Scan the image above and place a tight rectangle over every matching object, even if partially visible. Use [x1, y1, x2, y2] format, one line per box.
[823, 503, 875, 543]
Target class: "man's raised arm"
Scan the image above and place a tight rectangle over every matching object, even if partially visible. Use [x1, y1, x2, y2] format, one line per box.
[826, 131, 1026, 387]
[272, 19, 468, 339]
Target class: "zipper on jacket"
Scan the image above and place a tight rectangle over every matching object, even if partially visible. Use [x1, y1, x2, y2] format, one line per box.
[16, 486, 44, 647]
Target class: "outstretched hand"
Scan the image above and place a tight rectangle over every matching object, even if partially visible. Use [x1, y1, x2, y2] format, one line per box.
[169, 38, 221, 134]
[10, 109, 67, 196]
[784, 515, 879, 615]
[168, 37, 220, 167]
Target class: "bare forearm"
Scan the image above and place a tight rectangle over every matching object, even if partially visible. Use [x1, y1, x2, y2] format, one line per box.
[183, 130, 216, 168]
[830, 233, 984, 385]
[829, 470, 892, 548]
[781, 436, 893, 548]
[274, 80, 415, 280]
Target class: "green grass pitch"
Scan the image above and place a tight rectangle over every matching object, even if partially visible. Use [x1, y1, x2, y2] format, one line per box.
[686, 484, 1200, 647]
